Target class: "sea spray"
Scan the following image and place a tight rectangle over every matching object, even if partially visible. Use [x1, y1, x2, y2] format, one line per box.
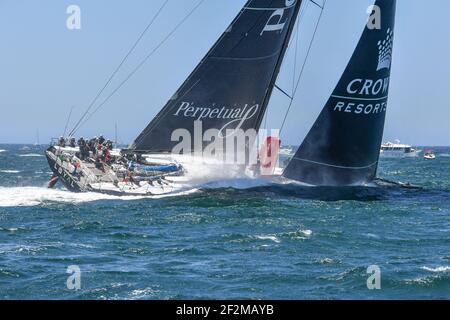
[0, 187, 199, 207]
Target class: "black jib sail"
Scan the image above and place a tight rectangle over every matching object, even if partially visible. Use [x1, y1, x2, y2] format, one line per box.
[132, 0, 303, 153]
[283, 0, 396, 186]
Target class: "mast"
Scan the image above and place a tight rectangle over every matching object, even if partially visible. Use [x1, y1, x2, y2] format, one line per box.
[63, 106, 75, 138]
[114, 122, 118, 148]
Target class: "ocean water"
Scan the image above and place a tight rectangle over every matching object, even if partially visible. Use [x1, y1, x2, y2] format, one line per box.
[0, 144, 449, 300]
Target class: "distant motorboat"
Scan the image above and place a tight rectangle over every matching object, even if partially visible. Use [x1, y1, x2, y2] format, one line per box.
[424, 150, 436, 160]
[279, 146, 294, 156]
[380, 140, 421, 158]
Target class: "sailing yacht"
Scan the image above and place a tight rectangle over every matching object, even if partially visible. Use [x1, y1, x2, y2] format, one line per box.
[46, 0, 399, 194]
[46, 0, 303, 195]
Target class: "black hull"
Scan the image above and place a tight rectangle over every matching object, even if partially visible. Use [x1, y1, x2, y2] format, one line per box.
[45, 148, 154, 196]
[46, 148, 84, 193]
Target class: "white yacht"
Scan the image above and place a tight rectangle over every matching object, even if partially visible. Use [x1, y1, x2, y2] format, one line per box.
[380, 140, 421, 158]
[279, 146, 294, 156]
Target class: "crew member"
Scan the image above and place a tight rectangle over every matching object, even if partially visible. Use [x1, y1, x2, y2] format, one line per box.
[95, 154, 104, 172]
[58, 136, 66, 147]
[69, 137, 76, 148]
[124, 168, 138, 186]
[88, 138, 97, 155]
[77, 137, 89, 160]
[106, 140, 113, 151]
[77, 137, 85, 147]
[103, 146, 111, 164]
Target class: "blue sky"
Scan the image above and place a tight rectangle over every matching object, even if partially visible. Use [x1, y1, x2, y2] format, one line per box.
[0, 0, 449, 145]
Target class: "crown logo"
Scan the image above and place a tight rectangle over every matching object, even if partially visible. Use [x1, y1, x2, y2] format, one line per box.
[377, 28, 394, 71]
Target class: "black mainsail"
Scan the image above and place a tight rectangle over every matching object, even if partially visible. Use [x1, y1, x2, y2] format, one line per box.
[132, 0, 303, 153]
[283, 0, 396, 186]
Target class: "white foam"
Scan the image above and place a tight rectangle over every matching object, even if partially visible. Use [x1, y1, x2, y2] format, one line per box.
[254, 235, 281, 243]
[421, 266, 450, 273]
[19, 154, 43, 157]
[201, 178, 271, 190]
[365, 233, 380, 239]
[0, 170, 21, 174]
[0, 227, 21, 232]
[171, 155, 274, 190]
[0, 187, 199, 207]
[130, 288, 158, 299]
[284, 229, 313, 240]
[0, 149, 6, 153]
[300, 229, 313, 237]
[0, 156, 295, 208]
[149, 188, 199, 199]
[319, 258, 340, 264]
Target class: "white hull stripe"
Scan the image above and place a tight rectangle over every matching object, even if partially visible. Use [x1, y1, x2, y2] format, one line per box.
[331, 95, 389, 102]
[210, 50, 281, 61]
[291, 157, 379, 170]
[244, 3, 296, 11]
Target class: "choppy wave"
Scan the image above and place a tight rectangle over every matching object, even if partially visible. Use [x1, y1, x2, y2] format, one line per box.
[18, 154, 44, 157]
[254, 235, 281, 243]
[317, 258, 341, 265]
[0, 149, 6, 153]
[253, 230, 313, 244]
[0, 187, 199, 207]
[0, 170, 21, 174]
[422, 266, 450, 273]
[0, 145, 449, 299]
[130, 287, 159, 299]
[201, 178, 271, 190]
[285, 229, 313, 239]
[0, 227, 26, 233]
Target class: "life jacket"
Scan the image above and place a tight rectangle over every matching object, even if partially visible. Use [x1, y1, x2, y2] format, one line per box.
[104, 150, 111, 163]
[259, 136, 281, 176]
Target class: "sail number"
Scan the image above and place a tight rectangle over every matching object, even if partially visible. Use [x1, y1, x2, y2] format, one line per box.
[261, 0, 296, 35]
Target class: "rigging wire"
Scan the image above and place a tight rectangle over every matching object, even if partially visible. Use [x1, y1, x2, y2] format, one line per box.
[280, 0, 327, 134]
[264, 0, 309, 130]
[68, 0, 169, 137]
[73, 0, 206, 135]
[63, 106, 75, 138]
[292, 8, 300, 96]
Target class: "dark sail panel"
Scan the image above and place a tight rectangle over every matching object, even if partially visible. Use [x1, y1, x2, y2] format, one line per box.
[283, 0, 396, 186]
[132, 0, 303, 153]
